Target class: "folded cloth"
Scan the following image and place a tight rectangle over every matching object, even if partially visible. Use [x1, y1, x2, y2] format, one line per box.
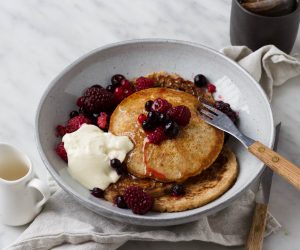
[221, 45, 300, 100]
[8, 45, 300, 250]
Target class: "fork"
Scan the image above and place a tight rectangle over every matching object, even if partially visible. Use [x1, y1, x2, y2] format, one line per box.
[199, 103, 300, 190]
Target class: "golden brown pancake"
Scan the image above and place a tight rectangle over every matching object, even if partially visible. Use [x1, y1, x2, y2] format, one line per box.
[109, 87, 224, 182]
[104, 147, 238, 212]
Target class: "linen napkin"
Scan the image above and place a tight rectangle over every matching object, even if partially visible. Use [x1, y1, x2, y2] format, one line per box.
[7, 45, 300, 250]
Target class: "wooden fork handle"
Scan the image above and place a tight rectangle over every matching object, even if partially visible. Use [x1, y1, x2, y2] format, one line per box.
[249, 141, 300, 190]
[245, 203, 268, 250]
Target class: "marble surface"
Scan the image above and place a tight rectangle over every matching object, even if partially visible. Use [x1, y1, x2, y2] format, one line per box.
[0, 0, 300, 249]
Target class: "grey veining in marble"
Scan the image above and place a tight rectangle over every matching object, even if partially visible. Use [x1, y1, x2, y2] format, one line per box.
[0, 0, 300, 249]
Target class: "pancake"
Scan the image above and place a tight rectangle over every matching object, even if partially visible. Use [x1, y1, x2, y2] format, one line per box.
[104, 147, 238, 212]
[109, 87, 224, 182]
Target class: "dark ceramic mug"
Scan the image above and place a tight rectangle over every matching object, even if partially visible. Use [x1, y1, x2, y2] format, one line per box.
[230, 0, 300, 53]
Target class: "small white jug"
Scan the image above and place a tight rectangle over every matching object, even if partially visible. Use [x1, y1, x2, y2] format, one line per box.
[0, 143, 50, 226]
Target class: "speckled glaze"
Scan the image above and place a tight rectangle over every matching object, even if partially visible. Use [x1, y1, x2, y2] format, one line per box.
[35, 39, 274, 226]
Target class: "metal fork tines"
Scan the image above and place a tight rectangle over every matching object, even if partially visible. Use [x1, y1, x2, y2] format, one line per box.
[199, 103, 255, 148]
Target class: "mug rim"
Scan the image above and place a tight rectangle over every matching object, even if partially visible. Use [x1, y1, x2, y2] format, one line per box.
[234, 0, 300, 19]
[0, 143, 33, 184]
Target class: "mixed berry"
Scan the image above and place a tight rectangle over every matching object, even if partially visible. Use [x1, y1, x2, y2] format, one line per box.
[54, 71, 239, 215]
[138, 98, 191, 144]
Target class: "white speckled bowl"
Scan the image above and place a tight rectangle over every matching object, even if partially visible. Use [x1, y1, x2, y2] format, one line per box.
[36, 39, 274, 226]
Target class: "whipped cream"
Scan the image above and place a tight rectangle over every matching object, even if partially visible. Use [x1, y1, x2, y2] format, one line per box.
[62, 124, 134, 190]
[213, 75, 249, 113]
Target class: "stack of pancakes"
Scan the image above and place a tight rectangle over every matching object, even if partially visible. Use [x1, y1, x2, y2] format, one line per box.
[106, 75, 238, 212]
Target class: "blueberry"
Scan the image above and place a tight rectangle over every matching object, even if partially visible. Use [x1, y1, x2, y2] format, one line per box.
[147, 111, 158, 124]
[142, 119, 155, 132]
[78, 107, 85, 114]
[91, 187, 104, 198]
[145, 100, 153, 112]
[164, 121, 179, 138]
[69, 110, 79, 119]
[110, 158, 122, 169]
[111, 74, 125, 87]
[91, 84, 103, 88]
[115, 195, 128, 209]
[106, 84, 114, 92]
[158, 113, 170, 125]
[171, 184, 185, 196]
[116, 163, 127, 175]
[194, 74, 207, 88]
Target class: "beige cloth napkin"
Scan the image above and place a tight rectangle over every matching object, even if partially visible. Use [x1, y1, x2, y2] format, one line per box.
[7, 45, 300, 250]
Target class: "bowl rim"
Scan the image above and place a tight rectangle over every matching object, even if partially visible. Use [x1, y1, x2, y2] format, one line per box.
[35, 38, 274, 226]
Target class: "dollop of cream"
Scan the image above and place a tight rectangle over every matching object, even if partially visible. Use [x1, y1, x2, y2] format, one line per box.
[213, 75, 249, 113]
[62, 124, 134, 190]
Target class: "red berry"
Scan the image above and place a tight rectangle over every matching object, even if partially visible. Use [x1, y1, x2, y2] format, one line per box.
[207, 83, 216, 93]
[56, 125, 66, 137]
[135, 77, 155, 91]
[55, 142, 67, 162]
[81, 86, 116, 113]
[114, 86, 125, 102]
[66, 115, 91, 133]
[97, 112, 108, 129]
[166, 105, 191, 126]
[76, 97, 85, 107]
[120, 79, 133, 90]
[138, 114, 147, 124]
[123, 88, 134, 97]
[151, 98, 172, 113]
[124, 186, 154, 215]
[147, 127, 165, 144]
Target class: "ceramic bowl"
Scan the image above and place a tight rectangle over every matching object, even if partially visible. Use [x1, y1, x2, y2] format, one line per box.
[36, 39, 274, 226]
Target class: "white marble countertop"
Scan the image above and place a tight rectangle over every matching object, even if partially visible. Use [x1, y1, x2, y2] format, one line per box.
[1, 0, 300, 249]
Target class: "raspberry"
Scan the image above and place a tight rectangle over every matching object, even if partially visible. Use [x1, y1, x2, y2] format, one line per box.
[56, 125, 66, 137]
[124, 186, 154, 215]
[81, 86, 116, 113]
[138, 114, 147, 124]
[66, 115, 91, 133]
[55, 142, 67, 162]
[135, 77, 155, 91]
[214, 101, 238, 124]
[147, 127, 165, 144]
[167, 105, 191, 126]
[97, 112, 108, 130]
[151, 98, 172, 113]
[207, 83, 216, 93]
